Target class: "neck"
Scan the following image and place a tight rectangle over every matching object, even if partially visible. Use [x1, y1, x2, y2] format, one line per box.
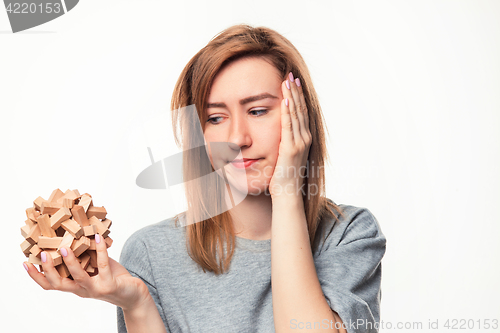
[228, 191, 273, 240]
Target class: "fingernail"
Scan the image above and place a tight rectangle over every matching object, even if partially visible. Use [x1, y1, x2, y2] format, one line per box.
[289, 72, 294, 81]
[295, 78, 301, 87]
[285, 80, 290, 90]
[41, 252, 46, 263]
[285, 98, 289, 107]
[23, 263, 28, 271]
[95, 233, 101, 244]
[60, 247, 68, 257]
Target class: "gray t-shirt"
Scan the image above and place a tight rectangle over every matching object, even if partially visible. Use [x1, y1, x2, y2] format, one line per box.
[117, 202, 386, 333]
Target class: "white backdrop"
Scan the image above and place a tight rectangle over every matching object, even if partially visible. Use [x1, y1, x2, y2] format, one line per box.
[1, 1, 499, 332]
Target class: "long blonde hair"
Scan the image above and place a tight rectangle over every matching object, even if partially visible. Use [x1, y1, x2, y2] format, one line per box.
[170, 24, 342, 274]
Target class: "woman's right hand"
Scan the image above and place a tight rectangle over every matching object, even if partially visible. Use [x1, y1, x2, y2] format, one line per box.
[23, 233, 151, 312]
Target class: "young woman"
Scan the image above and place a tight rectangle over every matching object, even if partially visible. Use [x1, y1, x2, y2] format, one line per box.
[24, 24, 386, 333]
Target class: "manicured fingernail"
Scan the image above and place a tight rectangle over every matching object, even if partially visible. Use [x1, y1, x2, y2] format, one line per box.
[295, 78, 301, 87]
[289, 72, 294, 81]
[41, 252, 46, 263]
[60, 247, 68, 257]
[285, 98, 289, 107]
[23, 263, 28, 271]
[95, 233, 101, 244]
[285, 80, 290, 90]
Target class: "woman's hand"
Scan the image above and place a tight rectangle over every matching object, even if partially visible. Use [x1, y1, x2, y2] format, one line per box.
[268, 72, 312, 199]
[23, 233, 150, 312]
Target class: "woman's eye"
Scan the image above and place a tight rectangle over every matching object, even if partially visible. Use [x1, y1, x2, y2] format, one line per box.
[250, 108, 268, 116]
[207, 116, 223, 125]
[207, 109, 268, 125]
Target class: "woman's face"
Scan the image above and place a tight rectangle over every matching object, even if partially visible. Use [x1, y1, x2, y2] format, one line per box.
[204, 56, 283, 196]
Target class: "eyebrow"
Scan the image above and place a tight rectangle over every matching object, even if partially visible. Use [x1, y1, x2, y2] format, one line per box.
[206, 93, 279, 108]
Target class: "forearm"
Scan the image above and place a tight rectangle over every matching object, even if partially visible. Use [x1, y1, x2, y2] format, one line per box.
[271, 194, 339, 333]
[122, 295, 168, 333]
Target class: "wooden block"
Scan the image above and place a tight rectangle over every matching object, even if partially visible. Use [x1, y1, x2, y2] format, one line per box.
[39, 264, 43, 273]
[25, 207, 34, 220]
[38, 236, 63, 249]
[50, 207, 72, 230]
[25, 218, 35, 229]
[71, 205, 89, 227]
[86, 206, 107, 220]
[46, 250, 63, 266]
[86, 265, 95, 274]
[61, 219, 83, 239]
[68, 189, 81, 197]
[36, 214, 57, 237]
[26, 224, 41, 245]
[28, 253, 42, 265]
[41, 201, 63, 215]
[101, 218, 112, 230]
[57, 232, 75, 254]
[104, 236, 113, 248]
[33, 196, 48, 211]
[58, 189, 79, 204]
[87, 250, 97, 267]
[71, 236, 90, 257]
[89, 238, 96, 250]
[61, 197, 74, 209]
[20, 224, 31, 238]
[56, 263, 70, 278]
[88, 267, 99, 277]
[79, 252, 91, 270]
[83, 225, 96, 236]
[78, 194, 93, 212]
[27, 209, 40, 223]
[88, 216, 109, 237]
[48, 188, 65, 203]
[30, 244, 42, 258]
[21, 240, 34, 256]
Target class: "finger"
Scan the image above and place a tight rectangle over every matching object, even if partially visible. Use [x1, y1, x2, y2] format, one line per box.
[40, 251, 66, 290]
[295, 77, 311, 144]
[283, 79, 299, 144]
[281, 81, 294, 144]
[288, 73, 308, 145]
[284, 74, 301, 144]
[24, 261, 53, 291]
[95, 233, 112, 281]
[41, 251, 86, 294]
[60, 246, 93, 290]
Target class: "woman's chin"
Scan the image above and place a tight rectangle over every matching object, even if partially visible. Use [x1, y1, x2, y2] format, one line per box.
[224, 179, 269, 197]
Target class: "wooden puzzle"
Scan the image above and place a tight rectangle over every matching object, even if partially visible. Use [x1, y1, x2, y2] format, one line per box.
[21, 189, 112, 279]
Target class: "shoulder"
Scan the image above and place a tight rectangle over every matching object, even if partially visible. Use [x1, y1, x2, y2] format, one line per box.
[315, 199, 386, 253]
[120, 213, 185, 262]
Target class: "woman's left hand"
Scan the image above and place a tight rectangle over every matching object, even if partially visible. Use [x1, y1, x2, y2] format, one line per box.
[268, 72, 312, 199]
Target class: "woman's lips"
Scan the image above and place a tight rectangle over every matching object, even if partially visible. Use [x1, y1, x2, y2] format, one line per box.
[230, 158, 261, 169]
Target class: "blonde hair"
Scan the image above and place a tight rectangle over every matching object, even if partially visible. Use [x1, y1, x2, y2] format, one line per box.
[171, 24, 342, 274]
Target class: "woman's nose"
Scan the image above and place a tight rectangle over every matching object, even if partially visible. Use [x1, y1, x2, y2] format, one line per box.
[227, 115, 252, 150]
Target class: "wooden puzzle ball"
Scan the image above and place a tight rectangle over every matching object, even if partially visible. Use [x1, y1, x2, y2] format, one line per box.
[20, 189, 112, 278]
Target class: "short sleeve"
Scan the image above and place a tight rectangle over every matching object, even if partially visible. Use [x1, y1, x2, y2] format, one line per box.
[116, 231, 168, 333]
[316, 206, 386, 333]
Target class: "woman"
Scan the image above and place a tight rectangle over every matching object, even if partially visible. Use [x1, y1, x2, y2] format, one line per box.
[24, 24, 386, 333]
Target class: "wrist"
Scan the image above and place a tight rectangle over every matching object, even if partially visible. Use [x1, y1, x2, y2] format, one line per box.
[122, 292, 167, 333]
[122, 292, 155, 318]
[271, 193, 304, 208]
[120, 278, 153, 312]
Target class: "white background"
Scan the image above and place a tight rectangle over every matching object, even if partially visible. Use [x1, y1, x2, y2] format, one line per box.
[1, 1, 499, 332]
